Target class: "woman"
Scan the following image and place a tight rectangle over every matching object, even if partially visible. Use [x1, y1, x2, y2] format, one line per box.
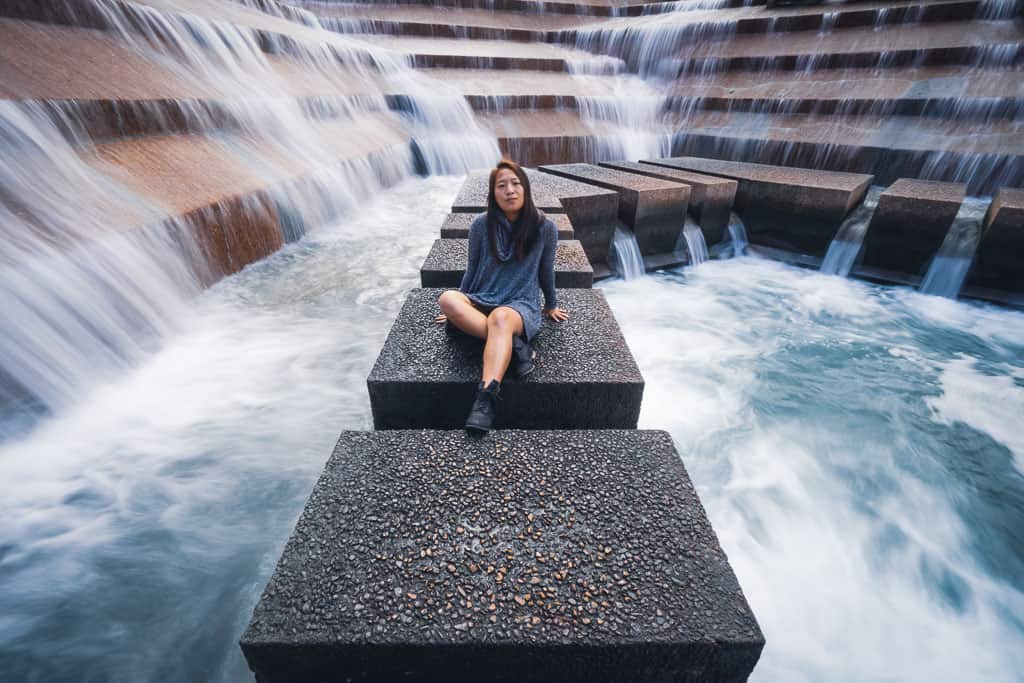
[436, 159, 569, 435]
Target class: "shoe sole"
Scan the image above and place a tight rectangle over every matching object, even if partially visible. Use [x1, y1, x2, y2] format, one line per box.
[464, 422, 490, 435]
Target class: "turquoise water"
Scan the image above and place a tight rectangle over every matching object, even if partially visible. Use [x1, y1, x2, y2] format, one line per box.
[1, 177, 1023, 681]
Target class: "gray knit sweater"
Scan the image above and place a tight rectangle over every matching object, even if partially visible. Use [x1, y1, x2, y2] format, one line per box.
[459, 212, 558, 341]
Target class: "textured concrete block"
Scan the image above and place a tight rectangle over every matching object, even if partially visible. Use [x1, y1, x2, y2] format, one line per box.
[540, 164, 690, 259]
[603, 161, 737, 246]
[240, 429, 765, 683]
[644, 157, 873, 255]
[861, 179, 966, 275]
[420, 239, 594, 289]
[969, 187, 1024, 293]
[367, 288, 642, 430]
[451, 169, 619, 266]
[440, 212, 575, 241]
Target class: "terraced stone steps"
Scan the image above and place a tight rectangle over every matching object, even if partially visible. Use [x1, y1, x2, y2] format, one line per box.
[297, 0, 717, 18]
[367, 288, 643, 429]
[420, 238, 594, 288]
[970, 187, 1024, 293]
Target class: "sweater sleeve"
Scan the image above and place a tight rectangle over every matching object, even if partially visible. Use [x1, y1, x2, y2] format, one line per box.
[539, 220, 557, 310]
[459, 215, 485, 293]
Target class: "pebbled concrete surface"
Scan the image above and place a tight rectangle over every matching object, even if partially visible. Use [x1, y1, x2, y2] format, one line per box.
[420, 238, 594, 288]
[367, 288, 642, 429]
[441, 212, 575, 240]
[971, 187, 1024, 293]
[240, 429, 765, 683]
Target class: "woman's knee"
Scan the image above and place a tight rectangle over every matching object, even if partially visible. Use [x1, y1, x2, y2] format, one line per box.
[487, 307, 520, 332]
[438, 290, 465, 315]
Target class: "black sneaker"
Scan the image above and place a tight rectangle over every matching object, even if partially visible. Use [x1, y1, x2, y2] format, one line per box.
[511, 335, 535, 379]
[465, 380, 500, 435]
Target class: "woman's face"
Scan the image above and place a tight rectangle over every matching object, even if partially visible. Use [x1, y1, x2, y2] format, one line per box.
[494, 168, 525, 218]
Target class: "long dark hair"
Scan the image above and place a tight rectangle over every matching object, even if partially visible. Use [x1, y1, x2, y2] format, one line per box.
[486, 159, 542, 262]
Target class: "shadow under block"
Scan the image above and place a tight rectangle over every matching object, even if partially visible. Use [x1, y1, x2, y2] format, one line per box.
[420, 239, 594, 289]
[642, 157, 872, 255]
[539, 163, 690, 259]
[239, 429, 766, 683]
[367, 288, 642, 430]
[599, 160, 737, 246]
[441, 212, 575, 241]
[861, 178, 966, 276]
[970, 187, 1024, 293]
[451, 169, 619, 266]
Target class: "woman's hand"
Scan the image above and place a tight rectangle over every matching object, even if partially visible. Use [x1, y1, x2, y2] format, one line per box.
[544, 307, 569, 322]
[435, 313, 447, 324]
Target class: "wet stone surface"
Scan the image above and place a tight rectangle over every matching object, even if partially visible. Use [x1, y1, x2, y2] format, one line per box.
[440, 212, 575, 240]
[971, 187, 1024, 292]
[240, 429, 765, 682]
[420, 238, 593, 289]
[367, 288, 642, 429]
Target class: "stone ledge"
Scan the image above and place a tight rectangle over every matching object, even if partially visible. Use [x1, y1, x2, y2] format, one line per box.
[367, 288, 642, 429]
[452, 169, 619, 266]
[643, 156, 873, 255]
[240, 429, 765, 683]
[440, 212, 575, 240]
[601, 161, 737, 246]
[970, 187, 1024, 293]
[420, 239, 593, 289]
[539, 164, 690, 260]
[861, 178, 966, 276]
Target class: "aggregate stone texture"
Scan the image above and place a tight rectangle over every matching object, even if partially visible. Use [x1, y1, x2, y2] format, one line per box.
[440, 212, 575, 241]
[451, 169, 619, 265]
[604, 161, 738, 245]
[540, 164, 690, 258]
[970, 187, 1024, 292]
[239, 429, 765, 683]
[862, 178, 966, 275]
[645, 157, 873, 255]
[420, 239, 594, 289]
[367, 288, 643, 430]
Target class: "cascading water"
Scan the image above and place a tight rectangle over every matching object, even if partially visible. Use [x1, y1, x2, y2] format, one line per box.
[920, 197, 990, 298]
[821, 187, 883, 277]
[611, 226, 645, 279]
[680, 216, 709, 265]
[727, 211, 749, 257]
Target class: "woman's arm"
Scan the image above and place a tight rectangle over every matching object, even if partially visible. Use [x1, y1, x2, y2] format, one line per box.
[459, 215, 485, 293]
[539, 220, 558, 311]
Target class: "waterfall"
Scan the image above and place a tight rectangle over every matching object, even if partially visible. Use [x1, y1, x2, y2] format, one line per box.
[612, 227, 645, 280]
[727, 212, 749, 257]
[821, 188, 883, 277]
[681, 217, 709, 266]
[920, 198, 989, 298]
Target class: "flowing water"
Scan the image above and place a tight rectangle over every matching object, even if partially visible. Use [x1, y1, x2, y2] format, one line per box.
[920, 197, 990, 298]
[727, 211, 749, 257]
[821, 187, 883, 277]
[681, 216, 709, 265]
[611, 225, 646, 279]
[2, 177, 1023, 682]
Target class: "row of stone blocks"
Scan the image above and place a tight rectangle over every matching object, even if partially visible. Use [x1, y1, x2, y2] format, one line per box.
[239, 174, 766, 680]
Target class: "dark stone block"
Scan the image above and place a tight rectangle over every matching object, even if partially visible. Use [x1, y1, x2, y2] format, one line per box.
[240, 429, 765, 683]
[861, 179, 966, 276]
[451, 169, 619, 267]
[602, 161, 737, 246]
[367, 288, 643, 430]
[440, 212, 575, 241]
[420, 239, 594, 289]
[540, 164, 690, 260]
[969, 187, 1024, 293]
[643, 157, 873, 256]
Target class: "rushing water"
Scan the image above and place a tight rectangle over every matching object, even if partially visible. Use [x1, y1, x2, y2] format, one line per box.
[680, 216, 709, 265]
[2, 177, 1023, 682]
[920, 197, 990, 299]
[611, 225, 645, 279]
[821, 187, 883, 277]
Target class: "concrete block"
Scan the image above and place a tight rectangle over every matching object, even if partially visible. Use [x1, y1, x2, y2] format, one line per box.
[440, 212, 575, 241]
[367, 288, 642, 430]
[601, 161, 737, 246]
[451, 169, 619, 267]
[969, 187, 1024, 292]
[643, 157, 873, 255]
[540, 164, 690, 260]
[861, 179, 966, 276]
[420, 239, 594, 289]
[240, 429, 765, 683]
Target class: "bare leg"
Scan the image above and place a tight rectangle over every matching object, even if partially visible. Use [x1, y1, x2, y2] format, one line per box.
[482, 307, 524, 385]
[438, 290, 488, 339]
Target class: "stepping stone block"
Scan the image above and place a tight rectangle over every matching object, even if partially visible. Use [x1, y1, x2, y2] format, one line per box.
[367, 288, 642, 430]
[600, 160, 737, 246]
[969, 187, 1024, 293]
[441, 212, 575, 241]
[451, 169, 619, 267]
[420, 239, 594, 289]
[240, 429, 766, 683]
[540, 163, 690, 261]
[861, 179, 966, 276]
[643, 157, 873, 255]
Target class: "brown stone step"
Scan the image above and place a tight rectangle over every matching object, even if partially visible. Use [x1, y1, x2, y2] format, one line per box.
[970, 187, 1024, 292]
[643, 156, 873, 255]
[295, 0, 700, 18]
